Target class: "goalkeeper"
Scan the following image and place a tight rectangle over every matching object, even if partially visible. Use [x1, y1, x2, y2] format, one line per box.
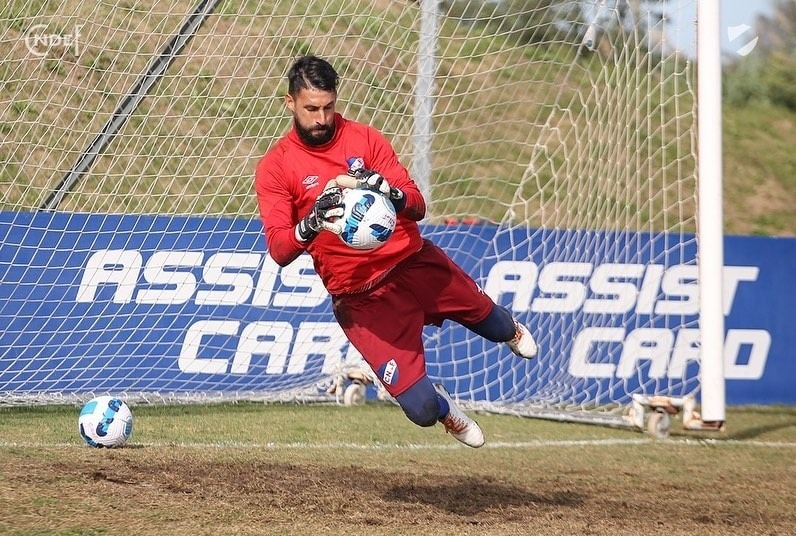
[254, 55, 537, 448]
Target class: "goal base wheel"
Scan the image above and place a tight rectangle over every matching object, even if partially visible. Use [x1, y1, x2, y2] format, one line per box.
[343, 381, 366, 406]
[646, 409, 671, 439]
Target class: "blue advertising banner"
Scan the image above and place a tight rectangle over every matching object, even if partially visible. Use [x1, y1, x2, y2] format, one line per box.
[1, 211, 794, 405]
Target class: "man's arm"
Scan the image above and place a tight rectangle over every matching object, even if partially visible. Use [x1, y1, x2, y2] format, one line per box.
[256, 183, 305, 266]
[254, 157, 308, 266]
[255, 159, 345, 266]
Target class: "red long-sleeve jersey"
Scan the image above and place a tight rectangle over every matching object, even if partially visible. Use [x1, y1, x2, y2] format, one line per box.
[254, 113, 426, 295]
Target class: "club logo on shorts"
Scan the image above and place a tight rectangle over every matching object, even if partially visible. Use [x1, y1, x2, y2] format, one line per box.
[379, 359, 399, 385]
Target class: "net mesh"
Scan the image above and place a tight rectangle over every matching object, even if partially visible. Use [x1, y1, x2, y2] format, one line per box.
[1, 0, 699, 422]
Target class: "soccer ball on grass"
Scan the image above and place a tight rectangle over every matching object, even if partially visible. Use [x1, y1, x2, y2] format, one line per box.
[78, 395, 134, 448]
[338, 188, 396, 251]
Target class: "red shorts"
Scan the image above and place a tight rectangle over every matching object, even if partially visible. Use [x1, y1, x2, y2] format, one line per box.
[331, 240, 494, 397]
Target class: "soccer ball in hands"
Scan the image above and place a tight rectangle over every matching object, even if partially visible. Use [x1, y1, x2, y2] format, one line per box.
[78, 395, 134, 448]
[338, 188, 396, 250]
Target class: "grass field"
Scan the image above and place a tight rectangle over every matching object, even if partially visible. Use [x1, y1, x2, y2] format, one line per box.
[1, 402, 794, 535]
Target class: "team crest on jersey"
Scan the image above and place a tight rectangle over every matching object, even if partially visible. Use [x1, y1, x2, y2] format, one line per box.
[379, 359, 399, 386]
[346, 157, 365, 174]
[302, 175, 319, 189]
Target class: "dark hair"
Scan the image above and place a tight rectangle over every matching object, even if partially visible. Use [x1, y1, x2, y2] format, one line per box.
[287, 55, 339, 96]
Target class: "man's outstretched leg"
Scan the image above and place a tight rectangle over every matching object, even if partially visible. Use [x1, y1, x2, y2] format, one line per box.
[507, 318, 538, 359]
[433, 383, 485, 448]
[396, 376, 485, 448]
[466, 304, 538, 359]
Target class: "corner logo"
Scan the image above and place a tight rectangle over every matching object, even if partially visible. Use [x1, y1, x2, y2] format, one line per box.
[24, 24, 82, 57]
[727, 24, 758, 57]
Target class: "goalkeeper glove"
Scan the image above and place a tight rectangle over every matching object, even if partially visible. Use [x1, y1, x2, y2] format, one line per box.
[295, 186, 345, 242]
[349, 168, 406, 212]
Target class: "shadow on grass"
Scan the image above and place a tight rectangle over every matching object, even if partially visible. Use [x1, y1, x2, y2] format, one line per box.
[384, 476, 584, 516]
[669, 406, 796, 442]
[723, 419, 796, 441]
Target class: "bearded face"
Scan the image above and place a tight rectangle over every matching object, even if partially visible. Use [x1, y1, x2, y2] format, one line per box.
[286, 87, 337, 147]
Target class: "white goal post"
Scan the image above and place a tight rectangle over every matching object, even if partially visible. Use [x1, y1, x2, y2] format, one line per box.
[0, 0, 724, 430]
[695, 0, 725, 426]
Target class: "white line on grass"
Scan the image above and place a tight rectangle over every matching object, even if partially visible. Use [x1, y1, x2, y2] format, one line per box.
[2, 438, 796, 449]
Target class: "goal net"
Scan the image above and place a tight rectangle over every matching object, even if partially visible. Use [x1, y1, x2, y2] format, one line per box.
[0, 0, 702, 424]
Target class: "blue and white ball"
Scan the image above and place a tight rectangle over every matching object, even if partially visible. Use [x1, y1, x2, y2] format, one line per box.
[78, 395, 134, 448]
[338, 188, 397, 250]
